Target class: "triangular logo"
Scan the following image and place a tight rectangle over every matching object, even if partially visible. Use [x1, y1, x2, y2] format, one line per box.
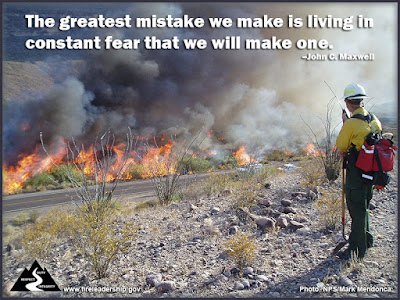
[11, 260, 61, 292]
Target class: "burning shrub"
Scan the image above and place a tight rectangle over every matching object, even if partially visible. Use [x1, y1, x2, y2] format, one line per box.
[40, 129, 134, 214]
[224, 231, 259, 269]
[141, 132, 204, 206]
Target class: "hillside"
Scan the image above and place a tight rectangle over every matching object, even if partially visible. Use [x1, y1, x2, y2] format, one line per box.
[3, 60, 84, 102]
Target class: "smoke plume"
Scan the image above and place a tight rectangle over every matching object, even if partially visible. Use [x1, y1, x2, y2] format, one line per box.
[3, 3, 396, 165]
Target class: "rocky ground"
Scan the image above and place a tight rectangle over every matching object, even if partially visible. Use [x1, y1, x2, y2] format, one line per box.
[3, 164, 398, 298]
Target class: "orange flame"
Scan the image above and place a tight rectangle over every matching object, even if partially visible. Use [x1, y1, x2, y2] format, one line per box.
[305, 143, 325, 157]
[233, 146, 254, 166]
[141, 140, 176, 177]
[3, 142, 65, 194]
[4, 134, 222, 195]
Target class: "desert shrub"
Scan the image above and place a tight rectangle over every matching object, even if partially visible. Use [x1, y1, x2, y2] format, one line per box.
[10, 213, 30, 226]
[302, 96, 342, 183]
[250, 165, 276, 186]
[203, 218, 219, 236]
[21, 203, 137, 278]
[224, 231, 259, 269]
[175, 180, 204, 202]
[21, 207, 73, 258]
[26, 173, 55, 188]
[213, 155, 237, 170]
[232, 181, 258, 209]
[128, 164, 145, 180]
[180, 157, 212, 174]
[313, 188, 341, 231]
[133, 198, 159, 212]
[23, 185, 36, 193]
[265, 150, 291, 162]
[322, 147, 342, 183]
[298, 159, 326, 189]
[3, 225, 24, 246]
[46, 184, 58, 190]
[29, 210, 40, 223]
[50, 164, 83, 184]
[231, 166, 275, 209]
[202, 174, 232, 198]
[346, 250, 363, 273]
[72, 202, 137, 278]
[234, 167, 256, 181]
[37, 185, 47, 192]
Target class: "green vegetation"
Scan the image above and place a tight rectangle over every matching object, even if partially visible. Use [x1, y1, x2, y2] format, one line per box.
[21, 164, 83, 193]
[26, 173, 56, 189]
[211, 155, 238, 170]
[50, 164, 82, 184]
[180, 157, 212, 173]
[128, 164, 146, 179]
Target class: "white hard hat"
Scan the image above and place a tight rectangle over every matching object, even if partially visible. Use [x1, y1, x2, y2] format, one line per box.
[342, 83, 369, 100]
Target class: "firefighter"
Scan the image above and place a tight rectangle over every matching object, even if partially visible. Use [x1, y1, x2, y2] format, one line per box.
[336, 83, 382, 259]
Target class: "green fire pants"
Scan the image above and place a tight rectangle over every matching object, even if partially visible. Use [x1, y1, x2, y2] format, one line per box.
[345, 163, 374, 258]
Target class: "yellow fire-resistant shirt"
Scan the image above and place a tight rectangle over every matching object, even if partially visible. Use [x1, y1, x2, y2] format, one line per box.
[336, 107, 382, 153]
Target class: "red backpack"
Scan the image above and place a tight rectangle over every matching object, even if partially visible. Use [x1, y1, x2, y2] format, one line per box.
[352, 113, 397, 188]
[356, 136, 397, 172]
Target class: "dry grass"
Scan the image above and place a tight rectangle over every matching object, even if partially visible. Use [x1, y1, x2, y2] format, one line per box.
[298, 159, 326, 189]
[21, 202, 138, 278]
[201, 173, 232, 198]
[313, 187, 341, 231]
[224, 231, 259, 269]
